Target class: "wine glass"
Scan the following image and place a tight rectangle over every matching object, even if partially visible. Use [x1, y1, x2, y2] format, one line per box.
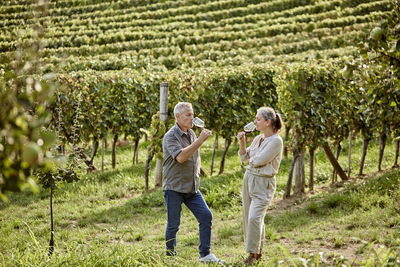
[193, 117, 205, 128]
[244, 122, 256, 133]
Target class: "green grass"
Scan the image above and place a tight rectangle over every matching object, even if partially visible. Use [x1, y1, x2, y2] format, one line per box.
[0, 135, 399, 266]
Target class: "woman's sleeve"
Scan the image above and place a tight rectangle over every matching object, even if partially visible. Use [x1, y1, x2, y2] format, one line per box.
[238, 148, 250, 163]
[238, 136, 258, 163]
[249, 138, 282, 167]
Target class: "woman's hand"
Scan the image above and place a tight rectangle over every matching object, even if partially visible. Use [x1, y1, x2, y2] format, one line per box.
[237, 131, 246, 141]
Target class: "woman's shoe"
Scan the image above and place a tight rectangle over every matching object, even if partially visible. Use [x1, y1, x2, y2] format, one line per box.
[244, 253, 262, 266]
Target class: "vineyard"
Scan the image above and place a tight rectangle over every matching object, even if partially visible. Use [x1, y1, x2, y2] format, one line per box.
[0, 0, 394, 73]
[0, 0, 400, 265]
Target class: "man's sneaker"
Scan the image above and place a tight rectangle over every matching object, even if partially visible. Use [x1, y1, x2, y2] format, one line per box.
[166, 256, 177, 264]
[199, 254, 225, 265]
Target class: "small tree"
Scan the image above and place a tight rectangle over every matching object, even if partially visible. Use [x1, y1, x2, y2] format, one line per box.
[35, 163, 79, 256]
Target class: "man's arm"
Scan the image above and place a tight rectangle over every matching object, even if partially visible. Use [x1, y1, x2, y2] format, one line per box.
[176, 129, 212, 163]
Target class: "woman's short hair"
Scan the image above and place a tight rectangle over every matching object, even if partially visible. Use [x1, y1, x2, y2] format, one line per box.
[174, 102, 192, 118]
[257, 107, 283, 132]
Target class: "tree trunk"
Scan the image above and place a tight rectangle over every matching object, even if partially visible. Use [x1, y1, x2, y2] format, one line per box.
[112, 134, 118, 169]
[144, 148, 154, 191]
[219, 137, 232, 175]
[75, 147, 96, 172]
[210, 133, 218, 175]
[200, 168, 207, 177]
[378, 132, 387, 171]
[322, 142, 348, 181]
[284, 149, 300, 199]
[359, 137, 371, 176]
[284, 126, 290, 159]
[101, 138, 105, 171]
[393, 140, 399, 168]
[88, 138, 99, 166]
[347, 131, 352, 179]
[49, 188, 54, 256]
[309, 147, 315, 193]
[332, 143, 342, 184]
[293, 149, 306, 195]
[154, 158, 163, 187]
[132, 139, 139, 165]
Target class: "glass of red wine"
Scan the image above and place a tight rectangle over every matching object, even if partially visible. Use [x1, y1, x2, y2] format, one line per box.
[244, 122, 256, 133]
[194, 117, 205, 128]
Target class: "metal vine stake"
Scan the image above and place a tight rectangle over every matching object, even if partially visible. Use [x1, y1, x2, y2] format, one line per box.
[48, 93, 64, 256]
[70, 92, 82, 168]
[56, 93, 63, 154]
[49, 92, 82, 256]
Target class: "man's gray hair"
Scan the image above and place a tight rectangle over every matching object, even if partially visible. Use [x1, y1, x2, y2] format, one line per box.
[174, 102, 192, 119]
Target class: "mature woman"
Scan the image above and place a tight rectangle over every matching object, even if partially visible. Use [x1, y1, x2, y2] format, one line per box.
[237, 107, 283, 265]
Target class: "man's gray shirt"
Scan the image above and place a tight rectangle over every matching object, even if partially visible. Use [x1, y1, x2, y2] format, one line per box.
[162, 123, 200, 193]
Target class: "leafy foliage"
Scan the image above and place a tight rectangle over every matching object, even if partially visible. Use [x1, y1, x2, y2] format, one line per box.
[35, 164, 79, 190]
[0, 1, 58, 200]
[360, 0, 400, 138]
[147, 112, 166, 159]
[276, 63, 348, 150]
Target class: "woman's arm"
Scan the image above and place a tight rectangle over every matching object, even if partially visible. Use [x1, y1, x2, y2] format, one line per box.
[237, 131, 249, 163]
[238, 131, 247, 156]
[237, 132, 260, 163]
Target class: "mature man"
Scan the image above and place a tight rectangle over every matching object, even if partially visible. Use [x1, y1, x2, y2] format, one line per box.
[162, 102, 224, 264]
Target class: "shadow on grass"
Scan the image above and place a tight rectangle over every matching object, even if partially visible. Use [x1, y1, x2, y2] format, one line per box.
[201, 169, 245, 210]
[85, 164, 149, 184]
[76, 188, 166, 227]
[76, 169, 247, 227]
[76, 167, 400, 230]
[266, 169, 400, 232]
[0, 162, 152, 210]
[0, 190, 40, 210]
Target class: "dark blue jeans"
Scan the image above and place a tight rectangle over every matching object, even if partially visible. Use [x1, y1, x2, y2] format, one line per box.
[164, 190, 212, 257]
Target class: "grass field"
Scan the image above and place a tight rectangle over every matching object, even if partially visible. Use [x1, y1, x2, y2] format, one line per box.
[0, 134, 399, 266]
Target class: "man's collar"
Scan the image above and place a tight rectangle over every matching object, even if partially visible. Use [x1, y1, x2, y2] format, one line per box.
[174, 122, 192, 136]
[175, 122, 186, 136]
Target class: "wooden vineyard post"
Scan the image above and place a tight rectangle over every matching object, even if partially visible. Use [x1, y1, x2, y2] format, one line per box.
[154, 82, 168, 187]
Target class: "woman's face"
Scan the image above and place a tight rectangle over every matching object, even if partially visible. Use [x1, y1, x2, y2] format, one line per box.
[254, 111, 269, 132]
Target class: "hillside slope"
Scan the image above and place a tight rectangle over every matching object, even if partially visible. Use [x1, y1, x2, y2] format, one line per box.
[0, 0, 393, 74]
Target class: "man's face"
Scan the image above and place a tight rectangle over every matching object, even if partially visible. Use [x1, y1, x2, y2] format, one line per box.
[176, 107, 194, 130]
